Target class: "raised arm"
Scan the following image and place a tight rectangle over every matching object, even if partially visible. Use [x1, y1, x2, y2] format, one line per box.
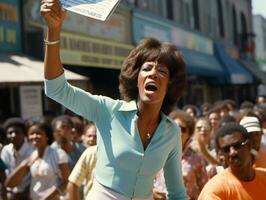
[40, 0, 65, 79]
[4, 154, 37, 188]
[41, 0, 117, 124]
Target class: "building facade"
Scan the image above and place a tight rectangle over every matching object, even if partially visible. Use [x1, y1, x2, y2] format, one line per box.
[1, 0, 265, 120]
[253, 14, 266, 97]
[253, 14, 266, 72]
[129, 0, 262, 106]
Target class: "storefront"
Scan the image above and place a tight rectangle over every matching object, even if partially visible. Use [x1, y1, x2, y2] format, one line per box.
[238, 60, 266, 84]
[214, 43, 255, 103]
[0, 53, 88, 122]
[0, 0, 88, 122]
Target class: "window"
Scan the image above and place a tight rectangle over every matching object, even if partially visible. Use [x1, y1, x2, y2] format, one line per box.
[167, 0, 173, 20]
[193, 0, 200, 30]
[232, 6, 238, 45]
[217, 0, 224, 37]
[136, 0, 148, 9]
[240, 12, 248, 50]
[135, 0, 165, 17]
[184, 1, 190, 26]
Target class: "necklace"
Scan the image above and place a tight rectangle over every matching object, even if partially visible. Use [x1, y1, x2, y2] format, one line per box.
[146, 132, 152, 140]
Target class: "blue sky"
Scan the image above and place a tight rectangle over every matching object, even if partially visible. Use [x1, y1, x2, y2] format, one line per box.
[252, 0, 266, 18]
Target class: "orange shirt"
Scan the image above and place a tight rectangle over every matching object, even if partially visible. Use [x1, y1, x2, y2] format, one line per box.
[198, 168, 266, 200]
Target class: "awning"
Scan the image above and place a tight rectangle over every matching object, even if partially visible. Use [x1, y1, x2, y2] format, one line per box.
[0, 53, 88, 85]
[214, 44, 253, 84]
[238, 60, 266, 84]
[180, 47, 226, 79]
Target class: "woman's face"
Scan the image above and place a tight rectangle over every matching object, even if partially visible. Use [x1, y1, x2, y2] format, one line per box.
[137, 61, 170, 106]
[82, 125, 97, 148]
[28, 125, 48, 149]
[195, 119, 211, 145]
[209, 112, 220, 130]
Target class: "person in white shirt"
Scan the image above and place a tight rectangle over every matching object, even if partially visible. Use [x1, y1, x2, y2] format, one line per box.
[5, 119, 70, 200]
[1, 117, 34, 200]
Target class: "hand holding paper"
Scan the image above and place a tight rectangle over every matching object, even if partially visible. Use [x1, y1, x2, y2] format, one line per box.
[60, 0, 121, 21]
[40, 0, 66, 29]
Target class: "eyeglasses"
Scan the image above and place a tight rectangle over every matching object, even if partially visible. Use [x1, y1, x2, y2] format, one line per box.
[220, 139, 248, 153]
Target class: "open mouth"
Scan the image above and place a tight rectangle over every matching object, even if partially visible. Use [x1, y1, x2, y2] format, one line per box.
[145, 83, 158, 91]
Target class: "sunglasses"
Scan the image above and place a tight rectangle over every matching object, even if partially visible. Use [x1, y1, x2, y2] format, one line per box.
[220, 139, 248, 153]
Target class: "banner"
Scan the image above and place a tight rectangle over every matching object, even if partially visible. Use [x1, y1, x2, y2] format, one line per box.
[60, 32, 133, 69]
[133, 11, 213, 55]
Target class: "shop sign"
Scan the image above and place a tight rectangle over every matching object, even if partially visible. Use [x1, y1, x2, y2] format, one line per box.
[60, 31, 133, 69]
[171, 28, 213, 55]
[20, 86, 43, 120]
[133, 11, 213, 55]
[0, 0, 21, 52]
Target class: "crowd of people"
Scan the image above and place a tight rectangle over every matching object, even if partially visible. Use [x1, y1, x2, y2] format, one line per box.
[0, 0, 264, 199]
[153, 97, 266, 199]
[0, 115, 97, 200]
[0, 96, 265, 200]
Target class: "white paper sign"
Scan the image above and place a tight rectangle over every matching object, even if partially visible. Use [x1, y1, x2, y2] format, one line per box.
[60, 0, 121, 21]
[20, 86, 43, 120]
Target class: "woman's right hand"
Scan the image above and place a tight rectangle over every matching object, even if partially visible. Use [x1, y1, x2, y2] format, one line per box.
[40, 0, 66, 29]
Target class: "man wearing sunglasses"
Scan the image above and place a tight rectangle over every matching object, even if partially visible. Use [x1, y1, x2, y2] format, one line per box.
[198, 123, 266, 200]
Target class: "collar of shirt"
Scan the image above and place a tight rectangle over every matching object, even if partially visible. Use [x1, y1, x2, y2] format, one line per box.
[118, 100, 172, 124]
[12, 139, 32, 159]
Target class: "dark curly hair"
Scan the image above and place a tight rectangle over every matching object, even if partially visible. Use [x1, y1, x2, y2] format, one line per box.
[119, 38, 187, 114]
[27, 118, 54, 145]
[215, 122, 250, 150]
[169, 110, 195, 137]
[3, 117, 26, 135]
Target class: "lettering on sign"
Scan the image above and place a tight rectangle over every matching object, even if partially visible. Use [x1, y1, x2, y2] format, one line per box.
[0, 26, 17, 44]
[6, 29, 16, 44]
[0, 3, 18, 22]
[60, 32, 133, 69]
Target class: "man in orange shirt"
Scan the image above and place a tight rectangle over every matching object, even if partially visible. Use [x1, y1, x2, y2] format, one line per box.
[198, 123, 266, 200]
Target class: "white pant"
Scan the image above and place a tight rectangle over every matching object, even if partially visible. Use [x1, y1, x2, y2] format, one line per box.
[86, 180, 153, 200]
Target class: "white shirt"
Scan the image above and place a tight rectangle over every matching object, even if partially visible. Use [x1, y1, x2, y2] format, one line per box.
[29, 146, 68, 200]
[1, 140, 34, 193]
